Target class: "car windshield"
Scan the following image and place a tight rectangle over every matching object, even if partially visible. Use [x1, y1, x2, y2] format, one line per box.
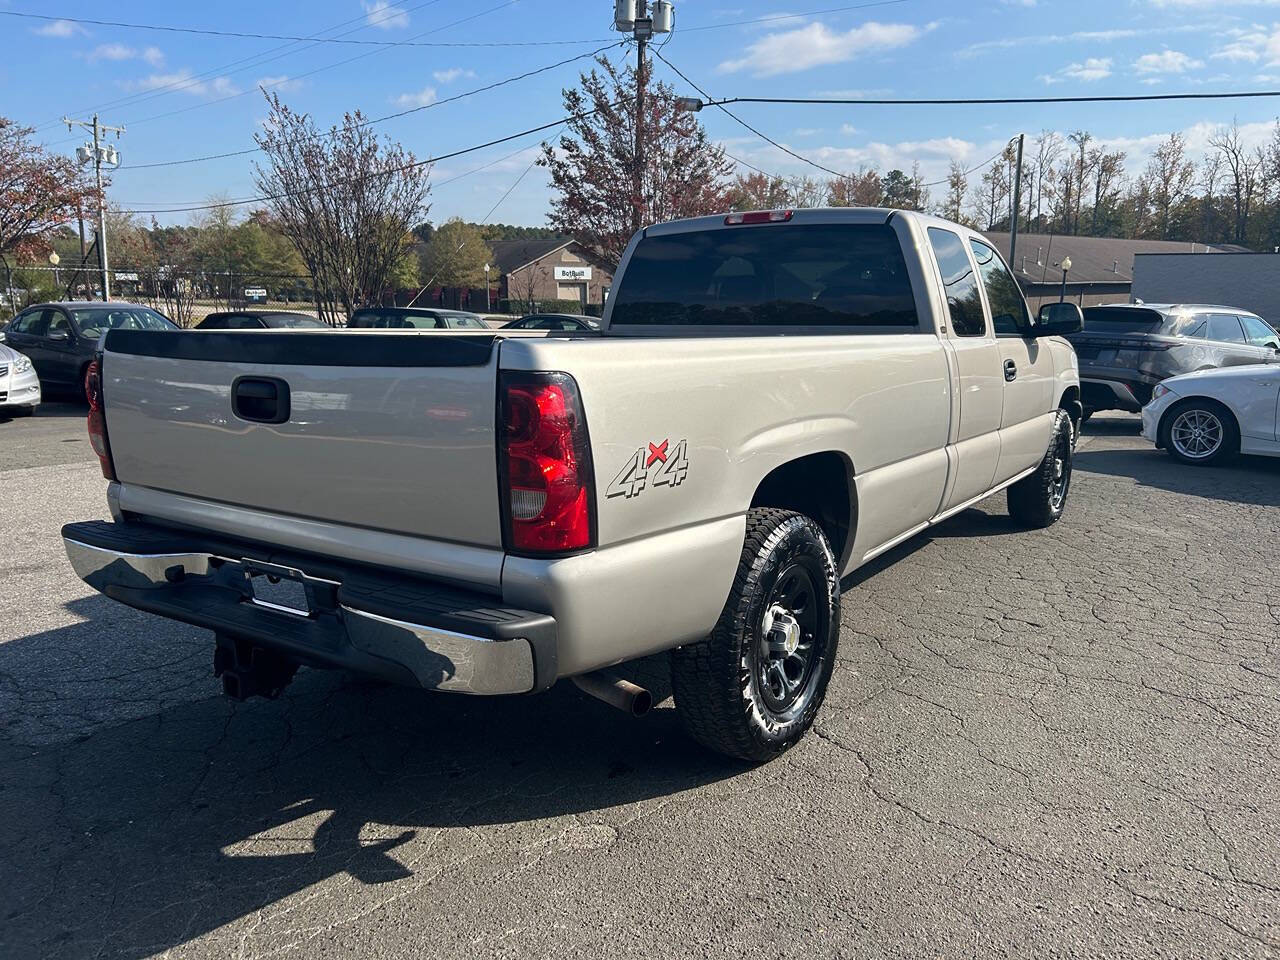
[72, 306, 175, 336]
[610, 223, 918, 328]
[264, 314, 326, 328]
[438, 312, 486, 329]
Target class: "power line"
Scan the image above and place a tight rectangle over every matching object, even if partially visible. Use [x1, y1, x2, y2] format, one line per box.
[7, 1, 911, 49]
[116, 41, 625, 172]
[41, 0, 518, 145]
[35, 0, 448, 131]
[651, 48, 848, 179]
[694, 91, 1280, 107]
[6, 9, 615, 48]
[115, 102, 621, 215]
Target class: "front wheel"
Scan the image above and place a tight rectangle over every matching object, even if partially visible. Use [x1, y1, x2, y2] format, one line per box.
[1008, 409, 1074, 528]
[1159, 399, 1238, 466]
[671, 508, 840, 763]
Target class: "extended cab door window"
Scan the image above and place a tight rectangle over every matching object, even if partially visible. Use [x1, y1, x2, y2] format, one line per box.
[926, 228, 985, 337]
[968, 240, 1032, 336]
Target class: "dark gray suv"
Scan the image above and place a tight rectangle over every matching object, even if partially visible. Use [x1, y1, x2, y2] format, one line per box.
[1, 302, 176, 400]
[1069, 303, 1280, 419]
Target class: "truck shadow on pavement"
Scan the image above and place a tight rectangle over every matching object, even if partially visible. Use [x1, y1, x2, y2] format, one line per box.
[1074, 446, 1280, 507]
[0, 596, 735, 960]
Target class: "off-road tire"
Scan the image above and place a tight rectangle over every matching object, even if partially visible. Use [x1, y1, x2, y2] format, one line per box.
[1158, 398, 1239, 467]
[1008, 409, 1074, 528]
[671, 508, 840, 763]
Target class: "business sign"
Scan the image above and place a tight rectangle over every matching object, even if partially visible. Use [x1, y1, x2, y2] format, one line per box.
[114, 272, 139, 282]
[244, 287, 268, 302]
[553, 266, 592, 281]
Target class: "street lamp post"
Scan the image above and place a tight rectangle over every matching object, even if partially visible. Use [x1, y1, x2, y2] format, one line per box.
[49, 251, 61, 294]
[484, 263, 491, 312]
[1058, 256, 1072, 304]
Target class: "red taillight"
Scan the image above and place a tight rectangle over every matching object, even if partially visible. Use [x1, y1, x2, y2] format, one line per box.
[725, 209, 794, 225]
[85, 357, 116, 481]
[499, 372, 594, 555]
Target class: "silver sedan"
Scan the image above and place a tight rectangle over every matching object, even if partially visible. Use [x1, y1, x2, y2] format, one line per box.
[0, 339, 42, 417]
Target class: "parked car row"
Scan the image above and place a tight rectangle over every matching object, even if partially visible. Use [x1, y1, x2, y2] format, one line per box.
[0, 302, 599, 416]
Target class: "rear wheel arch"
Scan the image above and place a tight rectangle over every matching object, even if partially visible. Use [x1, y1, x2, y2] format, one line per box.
[749, 451, 855, 571]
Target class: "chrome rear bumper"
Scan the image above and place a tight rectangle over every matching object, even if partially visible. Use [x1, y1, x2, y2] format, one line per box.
[63, 521, 556, 695]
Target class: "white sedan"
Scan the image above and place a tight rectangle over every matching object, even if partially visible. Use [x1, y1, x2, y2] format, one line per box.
[0, 339, 41, 418]
[1142, 364, 1280, 465]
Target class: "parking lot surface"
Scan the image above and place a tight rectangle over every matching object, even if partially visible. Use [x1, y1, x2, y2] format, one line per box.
[1, 410, 1277, 959]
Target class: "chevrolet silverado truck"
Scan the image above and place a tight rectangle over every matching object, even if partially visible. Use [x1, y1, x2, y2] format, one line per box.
[63, 208, 1082, 761]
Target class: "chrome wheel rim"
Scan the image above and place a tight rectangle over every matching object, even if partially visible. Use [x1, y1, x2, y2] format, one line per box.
[1170, 409, 1223, 460]
[755, 564, 821, 717]
[1049, 434, 1070, 511]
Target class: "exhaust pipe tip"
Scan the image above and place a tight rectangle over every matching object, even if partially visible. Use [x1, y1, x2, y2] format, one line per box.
[573, 671, 652, 717]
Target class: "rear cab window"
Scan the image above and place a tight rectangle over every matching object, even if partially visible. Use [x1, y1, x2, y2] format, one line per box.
[609, 222, 919, 331]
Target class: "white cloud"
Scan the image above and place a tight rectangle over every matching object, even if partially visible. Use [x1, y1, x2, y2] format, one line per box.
[791, 127, 822, 136]
[840, 123, 858, 135]
[85, 44, 166, 66]
[364, 1, 409, 29]
[716, 21, 923, 76]
[256, 75, 303, 92]
[131, 71, 241, 98]
[1212, 24, 1280, 64]
[432, 67, 476, 84]
[1039, 57, 1113, 84]
[1134, 49, 1204, 73]
[34, 19, 85, 38]
[87, 43, 136, 62]
[958, 24, 1206, 58]
[393, 86, 437, 107]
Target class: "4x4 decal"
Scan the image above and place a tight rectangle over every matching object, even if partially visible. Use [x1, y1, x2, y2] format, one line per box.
[606, 438, 689, 499]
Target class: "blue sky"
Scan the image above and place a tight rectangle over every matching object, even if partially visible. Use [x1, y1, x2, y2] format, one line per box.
[5, 0, 1280, 227]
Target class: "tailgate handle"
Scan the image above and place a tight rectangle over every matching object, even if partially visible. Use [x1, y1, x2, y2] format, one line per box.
[232, 376, 290, 424]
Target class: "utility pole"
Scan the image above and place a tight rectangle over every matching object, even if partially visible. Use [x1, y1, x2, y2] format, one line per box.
[64, 114, 124, 302]
[634, 0, 647, 235]
[1008, 132, 1024, 272]
[614, 0, 672, 234]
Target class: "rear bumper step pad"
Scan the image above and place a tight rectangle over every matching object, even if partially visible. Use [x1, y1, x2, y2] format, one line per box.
[61, 520, 556, 694]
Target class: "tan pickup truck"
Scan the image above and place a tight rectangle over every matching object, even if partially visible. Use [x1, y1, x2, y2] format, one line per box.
[63, 208, 1082, 761]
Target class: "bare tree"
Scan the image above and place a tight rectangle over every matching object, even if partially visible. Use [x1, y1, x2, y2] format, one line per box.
[1029, 131, 1063, 232]
[1209, 119, 1264, 244]
[942, 160, 968, 223]
[1140, 134, 1194, 240]
[1068, 130, 1094, 234]
[1089, 148, 1126, 236]
[253, 92, 431, 323]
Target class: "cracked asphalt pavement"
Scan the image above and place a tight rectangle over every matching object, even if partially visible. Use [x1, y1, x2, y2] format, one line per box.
[1, 406, 1277, 959]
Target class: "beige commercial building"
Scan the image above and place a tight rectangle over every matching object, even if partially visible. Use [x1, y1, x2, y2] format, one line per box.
[491, 239, 614, 311]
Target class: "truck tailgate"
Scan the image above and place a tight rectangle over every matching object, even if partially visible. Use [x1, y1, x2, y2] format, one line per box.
[100, 330, 504, 548]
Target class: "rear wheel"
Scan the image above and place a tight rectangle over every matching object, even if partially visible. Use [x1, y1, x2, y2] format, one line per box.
[1159, 399, 1238, 466]
[1008, 409, 1073, 528]
[671, 508, 840, 763]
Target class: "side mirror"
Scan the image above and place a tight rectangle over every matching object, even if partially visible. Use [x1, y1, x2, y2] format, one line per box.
[1035, 302, 1084, 337]
[0, 330, 6, 343]
[47, 329, 71, 343]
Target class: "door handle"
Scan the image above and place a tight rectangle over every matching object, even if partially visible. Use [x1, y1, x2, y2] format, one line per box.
[232, 376, 290, 424]
[1004, 359, 1018, 382]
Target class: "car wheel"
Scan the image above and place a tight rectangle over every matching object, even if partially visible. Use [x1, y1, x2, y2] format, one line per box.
[1159, 399, 1238, 466]
[671, 507, 840, 763]
[1008, 409, 1074, 529]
